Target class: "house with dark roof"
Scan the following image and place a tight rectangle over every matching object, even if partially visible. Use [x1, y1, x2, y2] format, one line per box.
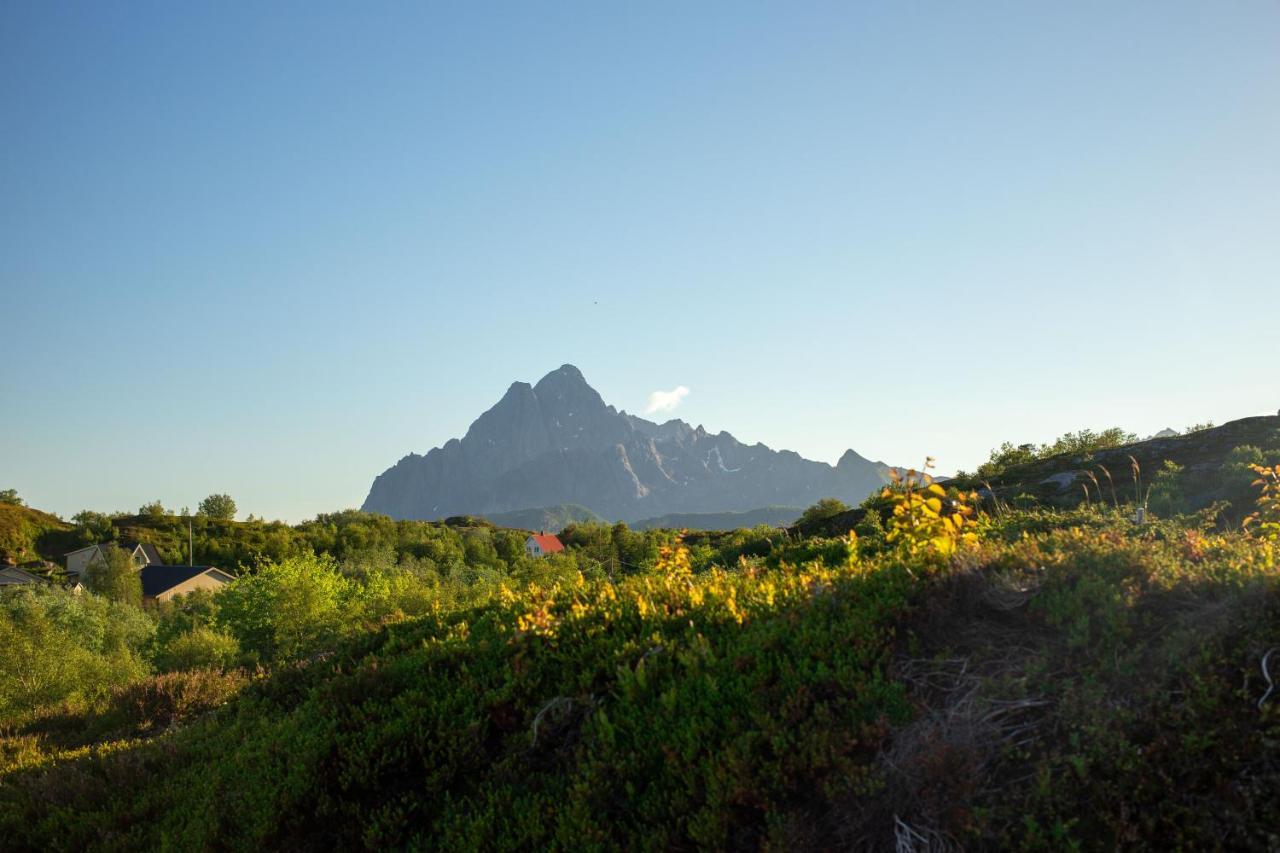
[64, 542, 163, 579]
[524, 532, 565, 558]
[139, 565, 236, 603]
[0, 566, 48, 588]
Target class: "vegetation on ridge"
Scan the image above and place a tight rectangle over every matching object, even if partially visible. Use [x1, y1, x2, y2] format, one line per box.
[1, 421, 1279, 849]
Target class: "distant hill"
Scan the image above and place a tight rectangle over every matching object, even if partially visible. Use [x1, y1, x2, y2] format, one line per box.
[631, 506, 803, 532]
[363, 364, 892, 522]
[484, 504, 604, 532]
[949, 415, 1280, 512]
[791, 415, 1280, 538]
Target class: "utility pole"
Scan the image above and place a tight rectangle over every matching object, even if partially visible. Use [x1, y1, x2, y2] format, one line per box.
[189, 519, 194, 566]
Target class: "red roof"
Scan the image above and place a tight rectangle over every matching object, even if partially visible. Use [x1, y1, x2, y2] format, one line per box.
[529, 533, 564, 553]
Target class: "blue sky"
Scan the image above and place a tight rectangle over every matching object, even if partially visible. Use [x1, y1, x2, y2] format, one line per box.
[2, 2, 1278, 522]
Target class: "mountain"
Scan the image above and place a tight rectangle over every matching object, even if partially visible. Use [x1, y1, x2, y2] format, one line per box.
[362, 364, 891, 523]
[630, 506, 804, 532]
[484, 504, 604, 532]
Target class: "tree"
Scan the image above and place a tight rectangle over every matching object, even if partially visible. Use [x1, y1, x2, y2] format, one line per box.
[83, 544, 143, 607]
[1148, 461, 1186, 517]
[798, 498, 851, 527]
[140, 500, 167, 520]
[853, 507, 885, 543]
[0, 489, 23, 506]
[199, 494, 237, 522]
[215, 554, 351, 662]
[72, 510, 115, 544]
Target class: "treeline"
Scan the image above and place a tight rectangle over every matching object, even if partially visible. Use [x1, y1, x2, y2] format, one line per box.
[0, 541, 589, 725]
[0, 512, 694, 725]
[12, 506, 686, 578]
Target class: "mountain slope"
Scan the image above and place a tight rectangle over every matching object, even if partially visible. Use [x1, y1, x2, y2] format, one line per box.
[483, 504, 604, 532]
[630, 505, 803, 531]
[363, 365, 890, 522]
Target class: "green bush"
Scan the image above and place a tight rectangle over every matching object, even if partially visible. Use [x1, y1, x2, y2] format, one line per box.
[215, 553, 353, 662]
[1148, 460, 1186, 516]
[797, 497, 851, 526]
[0, 587, 153, 724]
[154, 626, 240, 673]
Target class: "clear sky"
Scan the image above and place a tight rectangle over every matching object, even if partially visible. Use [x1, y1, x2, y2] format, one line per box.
[3, 2, 1278, 522]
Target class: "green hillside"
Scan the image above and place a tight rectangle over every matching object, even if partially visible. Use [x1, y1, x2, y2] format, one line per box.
[0, 502, 77, 566]
[2, 423, 1279, 848]
[631, 505, 803, 531]
[485, 503, 604, 532]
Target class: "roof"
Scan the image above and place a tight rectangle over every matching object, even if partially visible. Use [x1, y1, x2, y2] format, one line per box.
[0, 566, 47, 586]
[528, 533, 564, 553]
[133, 543, 163, 565]
[64, 542, 163, 570]
[139, 565, 232, 598]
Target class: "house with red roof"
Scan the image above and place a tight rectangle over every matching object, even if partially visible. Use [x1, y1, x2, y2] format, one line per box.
[524, 531, 564, 558]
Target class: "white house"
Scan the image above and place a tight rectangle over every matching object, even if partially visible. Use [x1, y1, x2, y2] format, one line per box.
[64, 542, 162, 579]
[524, 532, 565, 558]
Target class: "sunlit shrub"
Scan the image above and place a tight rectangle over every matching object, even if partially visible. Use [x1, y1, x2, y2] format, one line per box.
[0, 587, 152, 724]
[1244, 463, 1280, 540]
[153, 626, 240, 673]
[214, 553, 353, 662]
[882, 461, 978, 557]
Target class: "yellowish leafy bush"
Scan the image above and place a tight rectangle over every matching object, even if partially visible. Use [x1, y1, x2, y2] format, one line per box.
[1244, 463, 1280, 541]
[882, 460, 979, 557]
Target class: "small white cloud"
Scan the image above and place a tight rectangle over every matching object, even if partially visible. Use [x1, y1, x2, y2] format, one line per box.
[645, 385, 690, 415]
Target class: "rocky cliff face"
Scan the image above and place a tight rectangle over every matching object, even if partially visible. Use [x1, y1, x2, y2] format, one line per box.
[362, 364, 892, 522]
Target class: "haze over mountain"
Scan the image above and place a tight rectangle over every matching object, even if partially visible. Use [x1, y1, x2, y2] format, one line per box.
[363, 365, 892, 523]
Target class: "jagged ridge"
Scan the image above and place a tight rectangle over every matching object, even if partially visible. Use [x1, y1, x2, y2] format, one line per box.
[362, 365, 890, 522]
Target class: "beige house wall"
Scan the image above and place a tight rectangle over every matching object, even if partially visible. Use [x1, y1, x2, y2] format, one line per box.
[152, 570, 235, 603]
[65, 546, 101, 577]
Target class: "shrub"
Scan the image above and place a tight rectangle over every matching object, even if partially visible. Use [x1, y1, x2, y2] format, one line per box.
[0, 587, 152, 724]
[215, 553, 353, 662]
[109, 669, 247, 733]
[797, 497, 851, 526]
[1148, 460, 1186, 517]
[853, 507, 886, 545]
[153, 626, 240, 673]
[881, 462, 978, 557]
[1243, 464, 1280, 540]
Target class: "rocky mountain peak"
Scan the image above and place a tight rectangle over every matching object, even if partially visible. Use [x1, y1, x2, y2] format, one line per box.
[363, 366, 891, 522]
